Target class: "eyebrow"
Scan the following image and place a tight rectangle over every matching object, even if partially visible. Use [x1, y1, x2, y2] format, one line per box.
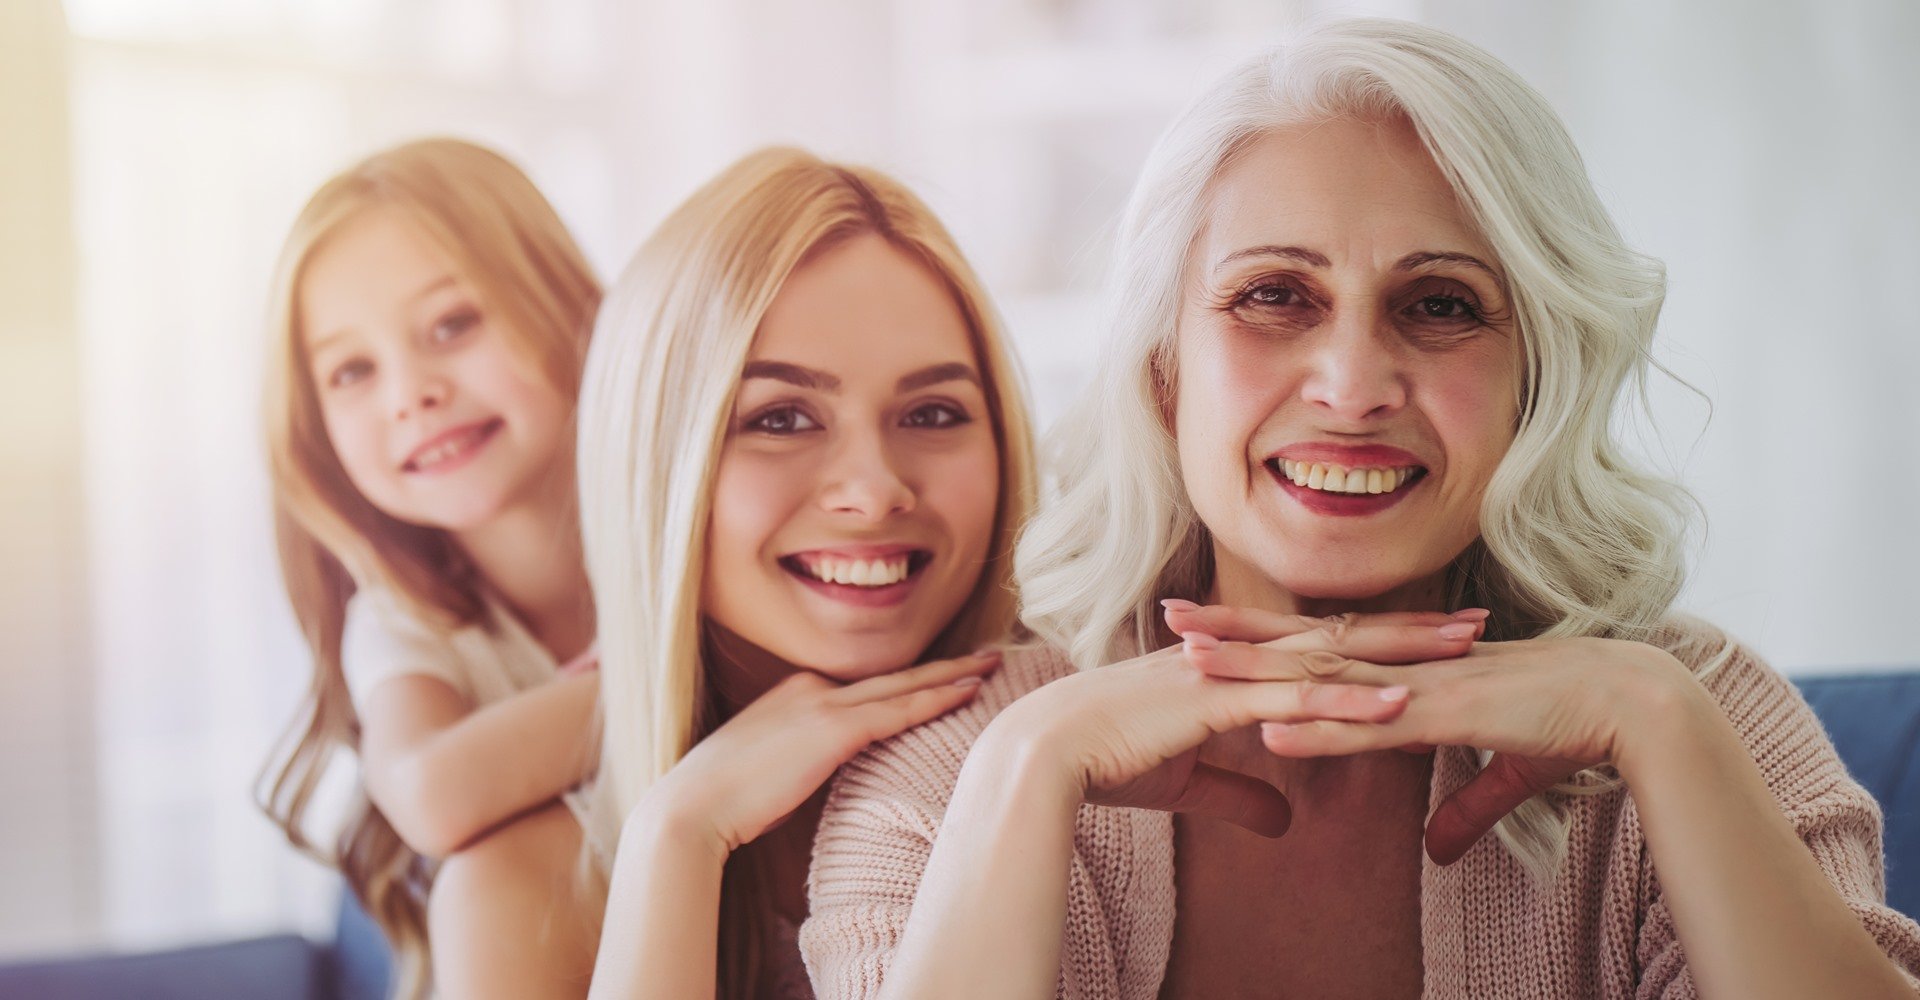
[739, 360, 982, 394]
[1213, 245, 1503, 283]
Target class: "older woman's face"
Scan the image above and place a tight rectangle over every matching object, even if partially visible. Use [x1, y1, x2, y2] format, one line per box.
[1173, 117, 1520, 604]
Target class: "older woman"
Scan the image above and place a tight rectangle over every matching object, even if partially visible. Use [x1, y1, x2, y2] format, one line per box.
[800, 18, 1920, 999]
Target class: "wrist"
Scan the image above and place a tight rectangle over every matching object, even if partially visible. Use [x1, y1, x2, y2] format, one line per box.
[1610, 646, 1724, 784]
[624, 779, 732, 867]
[968, 702, 1089, 812]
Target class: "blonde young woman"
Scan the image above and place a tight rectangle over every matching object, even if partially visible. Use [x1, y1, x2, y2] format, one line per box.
[803, 20, 1920, 998]
[257, 139, 605, 999]
[573, 148, 1035, 999]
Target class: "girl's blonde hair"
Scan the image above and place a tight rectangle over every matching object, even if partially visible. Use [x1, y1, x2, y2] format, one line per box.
[255, 137, 600, 1000]
[575, 146, 1036, 995]
[1014, 18, 1727, 884]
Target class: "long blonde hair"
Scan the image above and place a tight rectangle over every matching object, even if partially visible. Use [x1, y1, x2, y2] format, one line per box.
[1014, 18, 1727, 883]
[575, 146, 1036, 994]
[255, 137, 601, 1000]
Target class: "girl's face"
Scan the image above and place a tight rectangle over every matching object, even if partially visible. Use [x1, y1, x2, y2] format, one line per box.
[702, 233, 1002, 680]
[300, 209, 573, 533]
[1172, 117, 1522, 607]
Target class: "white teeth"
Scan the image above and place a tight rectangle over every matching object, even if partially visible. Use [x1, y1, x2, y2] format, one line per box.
[410, 425, 487, 471]
[801, 555, 912, 588]
[1276, 460, 1420, 496]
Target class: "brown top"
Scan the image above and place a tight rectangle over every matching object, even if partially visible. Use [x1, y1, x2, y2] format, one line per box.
[801, 637, 1920, 998]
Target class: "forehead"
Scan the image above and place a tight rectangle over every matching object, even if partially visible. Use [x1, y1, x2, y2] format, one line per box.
[299, 208, 458, 346]
[750, 232, 976, 379]
[1195, 117, 1494, 271]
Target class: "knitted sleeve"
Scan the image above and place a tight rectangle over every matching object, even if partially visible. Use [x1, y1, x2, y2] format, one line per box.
[1631, 647, 1920, 997]
[798, 646, 1071, 999]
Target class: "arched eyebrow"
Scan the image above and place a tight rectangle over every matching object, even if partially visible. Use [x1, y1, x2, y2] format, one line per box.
[1394, 251, 1503, 283]
[1212, 245, 1502, 283]
[741, 360, 980, 394]
[742, 361, 840, 392]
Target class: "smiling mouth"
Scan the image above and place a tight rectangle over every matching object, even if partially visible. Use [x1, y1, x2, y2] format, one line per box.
[778, 550, 933, 589]
[1270, 458, 1426, 495]
[403, 418, 503, 473]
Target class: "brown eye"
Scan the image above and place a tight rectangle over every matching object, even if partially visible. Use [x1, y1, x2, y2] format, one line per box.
[328, 358, 373, 389]
[430, 307, 481, 343]
[745, 404, 821, 435]
[1242, 283, 1304, 308]
[1408, 293, 1482, 322]
[902, 402, 969, 429]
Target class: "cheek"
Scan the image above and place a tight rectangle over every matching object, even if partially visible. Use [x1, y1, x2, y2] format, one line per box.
[1174, 325, 1286, 496]
[706, 451, 808, 567]
[924, 434, 1002, 557]
[1428, 356, 1521, 488]
[318, 403, 391, 497]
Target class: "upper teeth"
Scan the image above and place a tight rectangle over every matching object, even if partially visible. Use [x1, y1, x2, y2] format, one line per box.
[800, 555, 912, 587]
[411, 428, 486, 470]
[1277, 460, 1418, 495]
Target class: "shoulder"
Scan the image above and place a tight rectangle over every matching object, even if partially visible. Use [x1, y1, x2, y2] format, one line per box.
[340, 587, 469, 703]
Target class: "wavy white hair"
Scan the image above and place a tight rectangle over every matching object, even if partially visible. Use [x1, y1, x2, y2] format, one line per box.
[1015, 17, 1728, 882]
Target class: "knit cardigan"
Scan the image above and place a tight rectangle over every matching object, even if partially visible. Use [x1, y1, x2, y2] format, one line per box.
[800, 639, 1920, 998]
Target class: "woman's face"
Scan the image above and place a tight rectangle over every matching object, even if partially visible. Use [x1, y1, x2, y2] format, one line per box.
[1173, 117, 1521, 607]
[702, 233, 1002, 680]
[301, 208, 573, 533]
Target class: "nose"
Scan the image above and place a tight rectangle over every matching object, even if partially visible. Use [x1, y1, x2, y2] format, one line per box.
[817, 428, 916, 522]
[1298, 307, 1407, 423]
[386, 358, 451, 422]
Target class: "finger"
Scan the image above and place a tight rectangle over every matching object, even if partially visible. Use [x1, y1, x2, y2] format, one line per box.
[1424, 753, 1564, 865]
[1260, 718, 1408, 758]
[834, 649, 1000, 705]
[1182, 634, 1399, 686]
[846, 676, 985, 744]
[1268, 621, 1478, 664]
[1162, 762, 1292, 838]
[1161, 602, 1474, 645]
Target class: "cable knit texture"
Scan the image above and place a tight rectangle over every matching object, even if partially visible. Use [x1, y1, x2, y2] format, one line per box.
[800, 638, 1920, 998]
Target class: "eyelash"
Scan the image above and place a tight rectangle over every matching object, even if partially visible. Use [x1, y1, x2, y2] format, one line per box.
[742, 400, 973, 435]
[1229, 278, 1487, 327]
[320, 307, 480, 390]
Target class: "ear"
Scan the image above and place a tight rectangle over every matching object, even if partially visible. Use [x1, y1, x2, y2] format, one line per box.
[1149, 337, 1180, 434]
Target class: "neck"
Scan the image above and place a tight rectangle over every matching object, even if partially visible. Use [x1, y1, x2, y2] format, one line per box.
[451, 464, 594, 662]
[702, 622, 805, 722]
[1206, 547, 1452, 619]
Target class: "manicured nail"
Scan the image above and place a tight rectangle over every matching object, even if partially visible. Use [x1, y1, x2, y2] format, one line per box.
[1160, 598, 1201, 613]
[1181, 631, 1220, 651]
[1450, 608, 1491, 622]
[1437, 623, 1476, 640]
[952, 676, 984, 688]
[1379, 685, 1410, 702]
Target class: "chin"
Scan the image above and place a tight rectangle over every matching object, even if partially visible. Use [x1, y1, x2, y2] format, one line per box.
[791, 634, 937, 682]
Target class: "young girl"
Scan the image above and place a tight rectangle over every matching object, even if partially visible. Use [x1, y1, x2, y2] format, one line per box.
[573, 147, 1038, 999]
[257, 138, 605, 999]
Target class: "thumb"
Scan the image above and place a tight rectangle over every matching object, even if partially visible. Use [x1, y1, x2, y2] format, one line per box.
[1424, 752, 1559, 865]
[1163, 762, 1292, 838]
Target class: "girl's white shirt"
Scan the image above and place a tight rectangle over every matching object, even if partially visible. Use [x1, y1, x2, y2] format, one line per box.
[340, 586, 595, 824]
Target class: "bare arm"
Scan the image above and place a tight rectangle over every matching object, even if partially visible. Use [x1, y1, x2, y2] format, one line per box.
[588, 653, 1001, 1000]
[358, 671, 601, 857]
[1617, 682, 1916, 999]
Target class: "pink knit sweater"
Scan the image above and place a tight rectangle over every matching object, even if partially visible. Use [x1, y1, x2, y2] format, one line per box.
[801, 639, 1920, 998]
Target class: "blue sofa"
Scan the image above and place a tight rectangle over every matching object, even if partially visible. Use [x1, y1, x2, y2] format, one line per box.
[5, 670, 1917, 998]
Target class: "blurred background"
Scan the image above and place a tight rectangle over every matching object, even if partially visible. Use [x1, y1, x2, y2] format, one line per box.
[2, 0, 1916, 968]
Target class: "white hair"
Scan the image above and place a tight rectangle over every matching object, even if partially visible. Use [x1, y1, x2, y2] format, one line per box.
[1014, 17, 1729, 883]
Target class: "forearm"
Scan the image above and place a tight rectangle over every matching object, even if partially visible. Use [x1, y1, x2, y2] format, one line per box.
[880, 729, 1083, 1000]
[1618, 687, 1911, 999]
[390, 674, 601, 853]
[588, 805, 727, 1000]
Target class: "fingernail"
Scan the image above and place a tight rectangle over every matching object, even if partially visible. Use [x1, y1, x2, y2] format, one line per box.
[1160, 598, 1200, 613]
[972, 647, 1002, 659]
[952, 676, 984, 688]
[1379, 685, 1410, 702]
[1181, 631, 1220, 651]
[1437, 623, 1476, 640]
[1450, 608, 1491, 622]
